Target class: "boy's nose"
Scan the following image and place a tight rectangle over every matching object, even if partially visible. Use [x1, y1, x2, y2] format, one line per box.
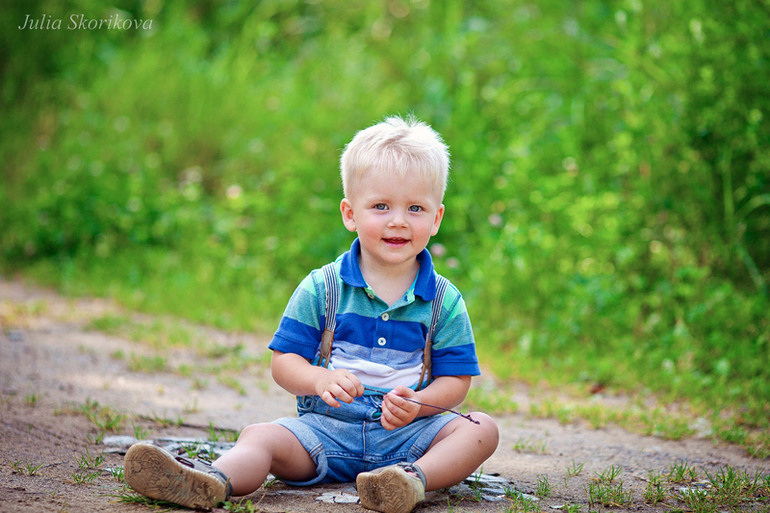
[388, 210, 408, 227]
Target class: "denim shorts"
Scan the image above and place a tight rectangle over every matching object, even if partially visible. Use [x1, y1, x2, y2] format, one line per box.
[272, 394, 458, 485]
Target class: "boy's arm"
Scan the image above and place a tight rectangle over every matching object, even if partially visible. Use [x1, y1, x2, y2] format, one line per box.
[271, 350, 364, 408]
[381, 375, 471, 431]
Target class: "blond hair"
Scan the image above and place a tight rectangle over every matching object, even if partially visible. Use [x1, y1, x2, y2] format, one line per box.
[340, 115, 450, 199]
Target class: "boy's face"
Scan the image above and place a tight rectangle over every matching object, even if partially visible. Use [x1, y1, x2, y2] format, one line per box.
[340, 168, 444, 273]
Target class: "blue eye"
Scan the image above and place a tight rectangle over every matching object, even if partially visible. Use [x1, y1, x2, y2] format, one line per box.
[408, 205, 422, 212]
[374, 203, 387, 210]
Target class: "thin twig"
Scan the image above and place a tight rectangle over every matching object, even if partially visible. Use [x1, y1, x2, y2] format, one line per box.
[364, 387, 480, 425]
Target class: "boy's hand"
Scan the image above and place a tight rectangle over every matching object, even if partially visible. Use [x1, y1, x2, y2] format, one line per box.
[381, 386, 421, 430]
[315, 369, 364, 408]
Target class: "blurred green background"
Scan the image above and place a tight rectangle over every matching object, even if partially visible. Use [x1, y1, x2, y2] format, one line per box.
[1, 0, 768, 445]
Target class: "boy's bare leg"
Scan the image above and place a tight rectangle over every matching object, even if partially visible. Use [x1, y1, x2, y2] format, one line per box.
[213, 423, 317, 496]
[415, 412, 499, 491]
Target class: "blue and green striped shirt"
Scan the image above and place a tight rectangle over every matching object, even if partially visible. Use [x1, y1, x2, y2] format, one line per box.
[269, 239, 480, 392]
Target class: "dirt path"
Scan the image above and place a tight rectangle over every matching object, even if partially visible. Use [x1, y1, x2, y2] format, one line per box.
[1, 276, 768, 512]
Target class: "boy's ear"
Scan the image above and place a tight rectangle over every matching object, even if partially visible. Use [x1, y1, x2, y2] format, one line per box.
[340, 198, 357, 232]
[431, 204, 445, 236]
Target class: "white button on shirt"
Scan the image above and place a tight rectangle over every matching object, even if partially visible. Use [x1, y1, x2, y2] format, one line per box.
[381, 313, 389, 321]
[377, 337, 387, 346]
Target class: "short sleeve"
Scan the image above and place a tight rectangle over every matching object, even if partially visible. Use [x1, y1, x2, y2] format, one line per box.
[429, 282, 480, 377]
[268, 270, 326, 360]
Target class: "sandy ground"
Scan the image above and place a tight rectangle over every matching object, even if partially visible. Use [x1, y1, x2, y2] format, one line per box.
[1, 276, 768, 513]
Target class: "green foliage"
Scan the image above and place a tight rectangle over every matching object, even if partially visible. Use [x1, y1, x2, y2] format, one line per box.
[1, 0, 768, 431]
[10, 459, 45, 476]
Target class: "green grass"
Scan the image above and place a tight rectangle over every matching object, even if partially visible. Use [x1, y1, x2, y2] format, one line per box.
[110, 488, 186, 509]
[584, 464, 634, 508]
[566, 461, 584, 478]
[512, 436, 548, 455]
[536, 475, 553, 499]
[127, 353, 167, 373]
[644, 471, 666, 505]
[465, 386, 519, 415]
[87, 314, 196, 351]
[10, 460, 45, 476]
[75, 398, 126, 434]
[525, 394, 769, 459]
[75, 446, 105, 470]
[94, 313, 269, 387]
[504, 488, 541, 513]
[131, 421, 149, 441]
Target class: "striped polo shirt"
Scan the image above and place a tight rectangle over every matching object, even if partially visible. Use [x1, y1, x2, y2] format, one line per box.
[268, 239, 480, 392]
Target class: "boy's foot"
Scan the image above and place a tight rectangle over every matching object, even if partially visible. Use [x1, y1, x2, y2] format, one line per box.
[356, 463, 426, 513]
[124, 442, 231, 510]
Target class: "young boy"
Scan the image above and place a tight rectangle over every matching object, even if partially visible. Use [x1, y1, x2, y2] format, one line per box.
[124, 116, 499, 513]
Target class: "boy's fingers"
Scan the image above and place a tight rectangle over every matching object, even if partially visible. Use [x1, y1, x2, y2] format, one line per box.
[335, 383, 357, 403]
[392, 385, 415, 399]
[383, 397, 412, 423]
[380, 406, 401, 430]
[337, 371, 363, 398]
[321, 391, 341, 408]
[385, 390, 415, 410]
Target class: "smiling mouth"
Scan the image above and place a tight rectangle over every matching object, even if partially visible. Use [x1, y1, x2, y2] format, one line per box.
[383, 238, 409, 245]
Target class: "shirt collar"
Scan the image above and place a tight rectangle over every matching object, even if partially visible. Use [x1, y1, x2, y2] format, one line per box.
[339, 238, 437, 301]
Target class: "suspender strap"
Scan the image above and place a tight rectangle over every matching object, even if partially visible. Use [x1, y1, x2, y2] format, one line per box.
[416, 275, 449, 391]
[318, 263, 338, 368]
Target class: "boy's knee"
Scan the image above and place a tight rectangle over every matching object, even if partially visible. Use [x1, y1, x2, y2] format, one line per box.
[238, 422, 275, 443]
[472, 413, 500, 453]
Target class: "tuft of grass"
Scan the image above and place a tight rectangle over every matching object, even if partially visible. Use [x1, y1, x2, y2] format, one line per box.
[67, 398, 126, 434]
[217, 375, 247, 396]
[585, 465, 633, 508]
[585, 479, 634, 508]
[75, 446, 105, 470]
[593, 464, 623, 484]
[180, 441, 215, 462]
[221, 498, 260, 512]
[566, 460, 584, 477]
[644, 471, 667, 505]
[667, 460, 699, 483]
[536, 475, 553, 499]
[85, 314, 130, 334]
[206, 421, 239, 443]
[746, 430, 770, 459]
[111, 488, 186, 508]
[504, 488, 541, 513]
[142, 411, 186, 428]
[72, 445, 106, 486]
[10, 459, 45, 476]
[131, 421, 149, 440]
[71, 469, 101, 485]
[512, 436, 548, 454]
[661, 463, 770, 512]
[183, 398, 200, 414]
[127, 353, 167, 373]
[108, 465, 125, 482]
